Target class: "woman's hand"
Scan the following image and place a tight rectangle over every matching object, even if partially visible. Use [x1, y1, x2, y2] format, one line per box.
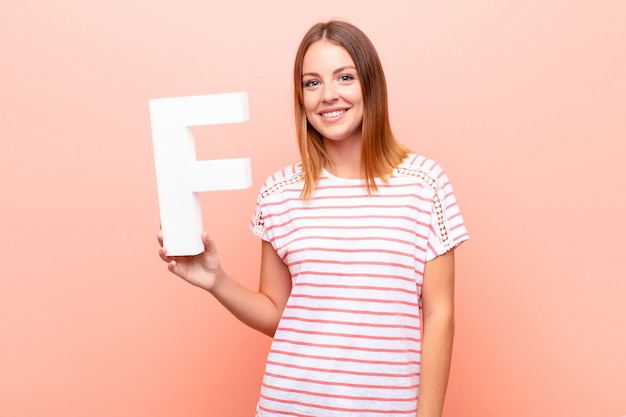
[157, 231, 224, 292]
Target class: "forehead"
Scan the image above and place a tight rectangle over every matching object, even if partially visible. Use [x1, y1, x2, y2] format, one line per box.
[302, 40, 355, 73]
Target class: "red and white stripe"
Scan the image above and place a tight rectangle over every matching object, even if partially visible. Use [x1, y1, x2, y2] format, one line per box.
[250, 154, 468, 416]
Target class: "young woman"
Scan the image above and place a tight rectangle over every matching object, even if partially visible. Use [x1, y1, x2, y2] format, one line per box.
[159, 20, 469, 417]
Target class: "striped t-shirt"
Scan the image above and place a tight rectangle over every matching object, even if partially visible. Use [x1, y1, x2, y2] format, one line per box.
[250, 154, 469, 417]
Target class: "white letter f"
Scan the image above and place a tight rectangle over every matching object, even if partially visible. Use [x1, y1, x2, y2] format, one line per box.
[149, 93, 252, 256]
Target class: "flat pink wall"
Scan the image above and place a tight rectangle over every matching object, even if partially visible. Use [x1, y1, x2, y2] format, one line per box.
[1, 1, 624, 416]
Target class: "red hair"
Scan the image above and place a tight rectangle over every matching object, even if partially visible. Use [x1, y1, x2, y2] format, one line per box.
[293, 21, 410, 199]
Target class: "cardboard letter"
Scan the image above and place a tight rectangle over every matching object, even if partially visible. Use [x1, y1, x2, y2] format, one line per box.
[149, 93, 251, 256]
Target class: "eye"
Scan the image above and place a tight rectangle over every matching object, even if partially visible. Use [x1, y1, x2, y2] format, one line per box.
[303, 79, 320, 88]
[339, 74, 355, 82]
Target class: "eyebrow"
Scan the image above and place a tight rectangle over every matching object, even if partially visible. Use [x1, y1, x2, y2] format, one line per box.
[302, 66, 357, 79]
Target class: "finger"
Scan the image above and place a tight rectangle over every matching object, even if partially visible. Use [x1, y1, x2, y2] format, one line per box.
[157, 230, 164, 245]
[159, 247, 171, 262]
[168, 260, 186, 280]
[201, 232, 217, 255]
[167, 260, 179, 274]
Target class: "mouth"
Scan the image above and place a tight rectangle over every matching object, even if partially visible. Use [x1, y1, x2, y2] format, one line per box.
[320, 109, 347, 118]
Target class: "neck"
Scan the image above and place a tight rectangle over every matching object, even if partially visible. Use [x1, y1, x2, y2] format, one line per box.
[323, 132, 363, 179]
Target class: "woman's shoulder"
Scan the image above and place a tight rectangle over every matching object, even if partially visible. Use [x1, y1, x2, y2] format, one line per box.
[396, 153, 446, 186]
[258, 162, 304, 198]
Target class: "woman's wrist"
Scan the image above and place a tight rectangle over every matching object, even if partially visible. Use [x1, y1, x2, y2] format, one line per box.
[206, 269, 227, 294]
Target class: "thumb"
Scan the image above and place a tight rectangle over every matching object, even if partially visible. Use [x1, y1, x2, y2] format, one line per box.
[201, 232, 218, 256]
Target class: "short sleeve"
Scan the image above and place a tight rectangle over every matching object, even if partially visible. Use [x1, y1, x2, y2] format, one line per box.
[247, 163, 305, 244]
[249, 188, 270, 242]
[425, 169, 469, 261]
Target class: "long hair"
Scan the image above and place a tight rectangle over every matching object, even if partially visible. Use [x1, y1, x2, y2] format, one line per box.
[294, 20, 410, 199]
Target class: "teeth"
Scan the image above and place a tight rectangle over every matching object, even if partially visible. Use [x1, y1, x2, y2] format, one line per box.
[322, 110, 345, 117]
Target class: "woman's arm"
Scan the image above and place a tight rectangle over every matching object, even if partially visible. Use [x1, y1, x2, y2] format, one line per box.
[159, 232, 292, 337]
[416, 249, 456, 417]
[209, 239, 292, 336]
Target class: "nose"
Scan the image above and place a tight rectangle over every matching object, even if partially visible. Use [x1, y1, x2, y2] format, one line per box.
[321, 82, 338, 103]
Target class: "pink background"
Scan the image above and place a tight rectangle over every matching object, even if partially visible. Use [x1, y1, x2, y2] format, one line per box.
[1, 1, 625, 416]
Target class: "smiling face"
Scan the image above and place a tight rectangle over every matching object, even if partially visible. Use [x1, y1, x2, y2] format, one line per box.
[301, 40, 364, 145]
